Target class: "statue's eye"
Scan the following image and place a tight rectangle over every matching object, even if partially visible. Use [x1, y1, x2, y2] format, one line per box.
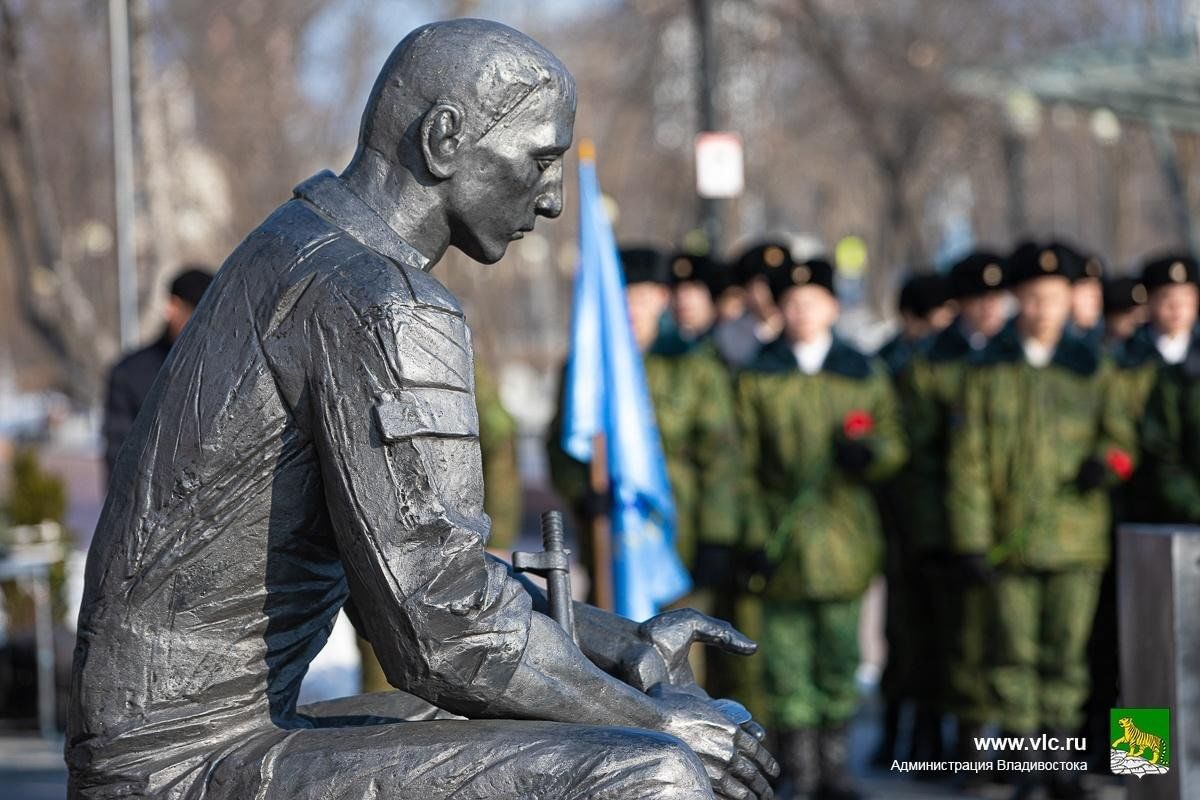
[536, 157, 556, 172]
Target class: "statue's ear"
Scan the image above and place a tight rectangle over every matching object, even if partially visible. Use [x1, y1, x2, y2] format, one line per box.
[420, 103, 464, 180]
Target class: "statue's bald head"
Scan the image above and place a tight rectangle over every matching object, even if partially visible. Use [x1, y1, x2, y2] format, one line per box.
[354, 18, 575, 166]
[345, 19, 576, 265]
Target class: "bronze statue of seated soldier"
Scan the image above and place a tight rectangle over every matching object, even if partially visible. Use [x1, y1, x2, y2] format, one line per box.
[68, 19, 776, 800]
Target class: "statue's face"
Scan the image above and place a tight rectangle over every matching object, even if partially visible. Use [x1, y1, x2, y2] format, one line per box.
[447, 85, 575, 264]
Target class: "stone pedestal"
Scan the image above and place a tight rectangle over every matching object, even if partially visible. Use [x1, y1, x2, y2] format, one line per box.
[1117, 524, 1200, 800]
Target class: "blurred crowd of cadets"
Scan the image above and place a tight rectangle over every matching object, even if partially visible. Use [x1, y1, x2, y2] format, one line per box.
[545, 240, 1198, 800]
[91, 238, 1200, 799]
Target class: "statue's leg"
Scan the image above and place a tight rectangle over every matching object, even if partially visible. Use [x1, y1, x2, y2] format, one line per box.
[296, 690, 463, 724]
[202, 719, 713, 800]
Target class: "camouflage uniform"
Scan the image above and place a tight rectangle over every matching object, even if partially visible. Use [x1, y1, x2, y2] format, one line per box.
[1113, 324, 1170, 419]
[947, 323, 1135, 734]
[896, 322, 991, 726]
[1136, 346, 1200, 523]
[736, 336, 907, 730]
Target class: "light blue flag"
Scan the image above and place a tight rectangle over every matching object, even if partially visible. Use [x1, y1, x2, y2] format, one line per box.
[560, 147, 691, 621]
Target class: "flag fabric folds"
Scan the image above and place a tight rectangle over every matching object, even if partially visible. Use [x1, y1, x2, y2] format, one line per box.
[559, 144, 692, 621]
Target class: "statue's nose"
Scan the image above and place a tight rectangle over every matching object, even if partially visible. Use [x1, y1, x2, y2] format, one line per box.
[535, 188, 563, 219]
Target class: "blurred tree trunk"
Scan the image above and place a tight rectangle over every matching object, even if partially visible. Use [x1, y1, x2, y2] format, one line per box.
[0, 0, 114, 403]
[789, 0, 928, 310]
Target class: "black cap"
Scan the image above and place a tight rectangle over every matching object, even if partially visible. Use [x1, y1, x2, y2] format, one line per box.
[618, 247, 671, 286]
[948, 251, 1006, 299]
[767, 257, 835, 301]
[1079, 252, 1105, 282]
[169, 266, 215, 308]
[898, 273, 950, 318]
[1140, 253, 1199, 292]
[732, 241, 793, 286]
[668, 252, 729, 296]
[1103, 277, 1148, 314]
[1006, 241, 1082, 287]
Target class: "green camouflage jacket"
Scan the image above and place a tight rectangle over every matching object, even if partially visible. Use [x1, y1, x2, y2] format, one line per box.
[947, 323, 1135, 569]
[895, 322, 977, 553]
[1136, 352, 1200, 523]
[546, 343, 741, 569]
[1112, 325, 1170, 420]
[736, 337, 907, 601]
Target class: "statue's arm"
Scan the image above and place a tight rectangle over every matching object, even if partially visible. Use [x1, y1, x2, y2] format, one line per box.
[500, 560, 638, 673]
[500, 556, 755, 694]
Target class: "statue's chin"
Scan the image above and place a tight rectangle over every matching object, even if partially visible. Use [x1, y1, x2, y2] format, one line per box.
[456, 236, 508, 266]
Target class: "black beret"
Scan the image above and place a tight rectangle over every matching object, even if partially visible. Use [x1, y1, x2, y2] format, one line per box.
[668, 252, 730, 296]
[767, 257, 835, 301]
[1079, 252, 1105, 282]
[898, 273, 950, 318]
[618, 247, 671, 286]
[169, 266, 215, 308]
[1140, 253, 1199, 292]
[732, 241, 794, 286]
[948, 251, 1006, 299]
[1006, 241, 1082, 287]
[1103, 277, 1148, 314]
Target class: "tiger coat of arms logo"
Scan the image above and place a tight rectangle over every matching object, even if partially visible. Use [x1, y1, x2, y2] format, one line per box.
[1110, 708, 1170, 778]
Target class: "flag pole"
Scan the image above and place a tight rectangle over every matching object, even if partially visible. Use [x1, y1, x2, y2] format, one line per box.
[589, 432, 614, 612]
[577, 138, 615, 613]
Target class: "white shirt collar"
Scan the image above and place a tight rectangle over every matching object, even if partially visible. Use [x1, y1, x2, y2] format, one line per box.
[1021, 337, 1055, 368]
[792, 332, 833, 375]
[1156, 331, 1191, 365]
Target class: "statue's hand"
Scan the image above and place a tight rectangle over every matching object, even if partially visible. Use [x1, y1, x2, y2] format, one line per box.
[619, 608, 757, 696]
[651, 685, 777, 800]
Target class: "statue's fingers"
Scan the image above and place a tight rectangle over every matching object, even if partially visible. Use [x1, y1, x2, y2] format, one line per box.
[736, 727, 780, 778]
[741, 718, 767, 742]
[714, 772, 754, 800]
[711, 697, 751, 725]
[730, 754, 774, 799]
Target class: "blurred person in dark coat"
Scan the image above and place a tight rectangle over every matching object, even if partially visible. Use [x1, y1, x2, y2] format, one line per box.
[102, 267, 214, 478]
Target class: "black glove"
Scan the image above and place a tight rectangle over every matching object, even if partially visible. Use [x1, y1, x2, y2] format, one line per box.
[1074, 457, 1107, 493]
[692, 544, 736, 590]
[835, 439, 875, 474]
[954, 553, 996, 585]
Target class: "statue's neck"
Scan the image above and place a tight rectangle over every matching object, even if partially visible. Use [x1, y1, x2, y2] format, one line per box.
[340, 151, 451, 266]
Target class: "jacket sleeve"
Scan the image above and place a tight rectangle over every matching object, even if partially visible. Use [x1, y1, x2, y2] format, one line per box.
[1140, 369, 1200, 520]
[734, 372, 769, 551]
[1095, 360, 1139, 483]
[302, 296, 532, 716]
[862, 361, 908, 483]
[946, 368, 993, 555]
[692, 355, 741, 546]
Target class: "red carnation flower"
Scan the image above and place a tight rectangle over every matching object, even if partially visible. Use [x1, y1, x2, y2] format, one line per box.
[1105, 448, 1134, 482]
[843, 409, 874, 439]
